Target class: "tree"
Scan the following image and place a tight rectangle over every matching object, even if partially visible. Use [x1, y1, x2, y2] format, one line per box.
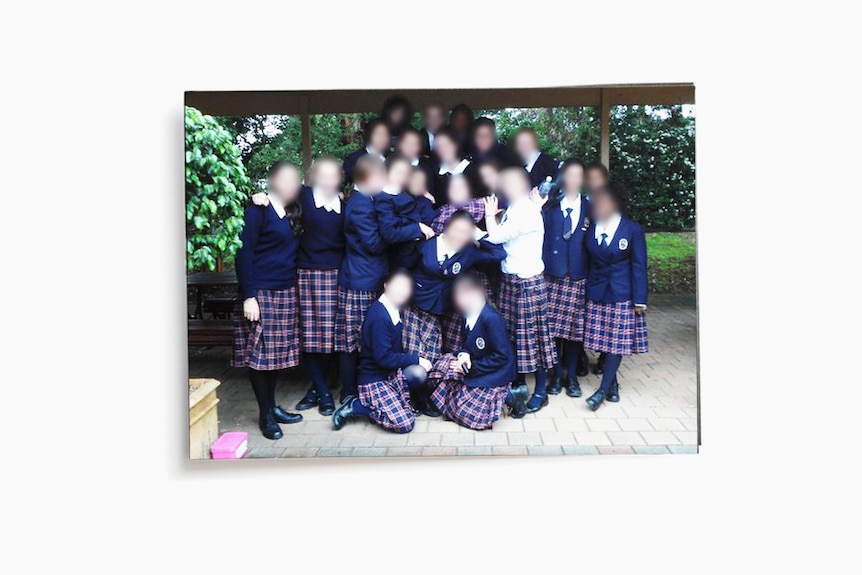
[185, 106, 251, 271]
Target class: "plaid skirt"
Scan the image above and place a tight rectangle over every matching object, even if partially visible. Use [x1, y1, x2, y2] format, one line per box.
[430, 356, 507, 430]
[231, 288, 300, 371]
[546, 276, 587, 342]
[358, 371, 416, 433]
[583, 300, 649, 356]
[401, 306, 443, 362]
[333, 287, 378, 353]
[497, 274, 558, 373]
[440, 310, 465, 353]
[297, 268, 339, 353]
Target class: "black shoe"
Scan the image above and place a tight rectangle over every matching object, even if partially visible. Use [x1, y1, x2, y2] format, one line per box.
[272, 406, 303, 424]
[339, 391, 356, 405]
[566, 378, 582, 398]
[258, 411, 283, 440]
[415, 390, 442, 417]
[508, 384, 528, 419]
[525, 393, 549, 414]
[547, 371, 563, 395]
[592, 353, 606, 375]
[332, 397, 357, 430]
[318, 394, 336, 416]
[295, 388, 319, 411]
[576, 349, 589, 377]
[585, 390, 606, 411]
[606, 378, 620, 403]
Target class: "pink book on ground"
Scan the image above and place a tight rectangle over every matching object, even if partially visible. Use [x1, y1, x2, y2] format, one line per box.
[210, 431, 249, 459]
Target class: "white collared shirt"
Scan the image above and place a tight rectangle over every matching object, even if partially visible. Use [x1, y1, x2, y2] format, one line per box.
[524, 151, 542, 173]
[439, 158, 470, 176]
[594, 212, 622, 246]
[267, 193, 286, 219]
[382, 184, 401, 196]
[312, 188, 341, 214]
[366, 146, 386, 162]
[427, 131, 435, 150]
[484, 195, 545, 278]
[464, 302, 486, 331]
[560, 194, 582, 235]
[378, 294, 401, 326]
[436, 235, 457, 263]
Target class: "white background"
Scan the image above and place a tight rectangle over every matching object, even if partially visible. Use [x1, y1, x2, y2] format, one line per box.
[1, 1, 860, 573]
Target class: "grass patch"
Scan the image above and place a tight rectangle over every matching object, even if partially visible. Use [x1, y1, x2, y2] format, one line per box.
[646, 232, 696, 294]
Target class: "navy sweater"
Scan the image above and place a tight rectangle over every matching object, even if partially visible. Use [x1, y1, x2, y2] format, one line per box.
[342, 148, 368, 184]
[542, 196, 591, 280]
[411, 237, 506, 315]
[584, 216, 648, 306]
[357, 301, 419, 385]
[297, 186, 345, 270]
[375, 192, 437, 268]
[235, 204, 298, 299]
[339, 191, 388, 292]
[459, 305, 516, 388]
[526, 152, 560, 188]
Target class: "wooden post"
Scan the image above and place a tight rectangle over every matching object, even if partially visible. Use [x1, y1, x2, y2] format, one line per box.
[600, 88, 610, 168]
[300, 94, 312, 173]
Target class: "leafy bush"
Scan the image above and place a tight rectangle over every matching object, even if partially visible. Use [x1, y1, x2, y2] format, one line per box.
[185, 106, 252, 271]
[646, 232, 696, 294]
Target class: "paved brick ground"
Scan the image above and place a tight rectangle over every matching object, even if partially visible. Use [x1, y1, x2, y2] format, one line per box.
[189, 295, 698, 458]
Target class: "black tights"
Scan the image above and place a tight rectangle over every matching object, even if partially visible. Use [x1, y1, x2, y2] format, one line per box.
[339, 352, 358, 398]
[599, 354, 623, 393]
[305, 353, 334, 399]
[249, 368, 277, 416]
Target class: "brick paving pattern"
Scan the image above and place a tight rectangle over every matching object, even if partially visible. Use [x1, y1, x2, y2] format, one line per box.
[189, 295, 698, 457]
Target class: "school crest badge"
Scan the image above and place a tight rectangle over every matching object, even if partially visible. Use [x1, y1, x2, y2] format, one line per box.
[619, 238, 628, 250]
[475, 337, 486, 350]
[452, 262, 462, 275]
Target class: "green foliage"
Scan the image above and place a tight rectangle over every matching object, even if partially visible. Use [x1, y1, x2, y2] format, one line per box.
[646, 232, 697, 294]
[185, 106, 251, 271]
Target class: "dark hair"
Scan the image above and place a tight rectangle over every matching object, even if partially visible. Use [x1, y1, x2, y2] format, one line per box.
[362, 117, 390, 147]
[385, 152, 410, 171]
[381, 95, 414, 135]
[594, 182, 630, 213]
[434, 126, 462, 157]
[560, 157, 586, 173]
[585, 161, 609, 180]
[383, 267, 413, 286]
[452, 271, 486, 294]
[267, 161, 303, 237]
[472, 116, 496, 131]
[449, 104, 474, 129]
[476, 158, 503, 172]
[443, 209, 476, 230]
[353, 154, 385, 186]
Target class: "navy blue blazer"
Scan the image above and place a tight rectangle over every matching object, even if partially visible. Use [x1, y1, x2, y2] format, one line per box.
[411, 237, 506, 315]
[584, 216, 648, 306]
[338, 191, 388, 292]
[459, 305, 516, 388]
[357, 301, 420, 385]
[542, 196, 591, 280]
[469, 142, 519, 168]
[526, 152, 559, 188]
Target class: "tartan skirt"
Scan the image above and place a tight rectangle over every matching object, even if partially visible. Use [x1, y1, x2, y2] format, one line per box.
[297, 268, 339, 353]
[583, 300, 649, 356]
[231, 288, 300, 371]
[333, 287, 378, 353]
[497, 273, 558, 373]
[546, 276, 587, 342]
[440, 310, 465, 353]
[358, 371, 416, 433]
[430, 361, 508, 431]
[401, 306, 443, 363]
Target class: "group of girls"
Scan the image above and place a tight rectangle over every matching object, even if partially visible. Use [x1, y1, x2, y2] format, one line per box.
[231, 96, 648, 440]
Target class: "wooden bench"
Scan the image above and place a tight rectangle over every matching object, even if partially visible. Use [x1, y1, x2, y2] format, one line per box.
[188, 319, 233, 346]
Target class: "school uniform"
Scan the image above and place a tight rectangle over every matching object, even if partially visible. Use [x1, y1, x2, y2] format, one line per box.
[343, 147, 386, 184]
[430, 198, 486, 234]
[485, 195, 558, 373]
[420, 128, 438, 159]
[470, 141, 519, 169]
[375, 187, 435, 269]
[430, 303, 516, 430]
[524, 151, 559, 188]
[232, 198, 300, 371]
[356, 298, 420, 433]
[543, 194, 591, 342]
[583, 214, 649, 355]
[296, 186, 344, 354]
[434, 159, 482, 206]
[333, 190, 387, 354]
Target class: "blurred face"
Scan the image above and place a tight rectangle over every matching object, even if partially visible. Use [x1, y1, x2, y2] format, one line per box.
[450, 110, 470, 132]
[453, 284, 484, 316]
[424, 106, 444, 133]
[387, 160, 411, 189]
[359, 165, 387, 193]
[585, 168, 608, 192]
[397, 132, 422, 160]
[478, 164, 499, 194]
[312, 161, 342, 195]
[384, 274, 413, 307]
[514, 132, 538, 162]
[408, 170, 427, 197]
[590, 190, 618, 222]
[499, 170, 529, 202]
[368, 124, 390, 153]
[443, 217, 474, 252]
[562, 164, 584, 195]
[435, 135, 458, 164]
[473, 125, 496, 153]
[447, 175, 471, 205]
[269, 166, 301, 205]
[387, 106, 406, 128]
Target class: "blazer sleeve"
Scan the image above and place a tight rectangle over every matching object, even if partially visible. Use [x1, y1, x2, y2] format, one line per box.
[352, 196, 387, 255]
[235, 205, 264, 300]
[375, 196, 423, 244]
[630, 224, 648, 306]
[371, 320, 420, 371]
[470, 238, 507, 265]
[466, 317, 511, 379]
